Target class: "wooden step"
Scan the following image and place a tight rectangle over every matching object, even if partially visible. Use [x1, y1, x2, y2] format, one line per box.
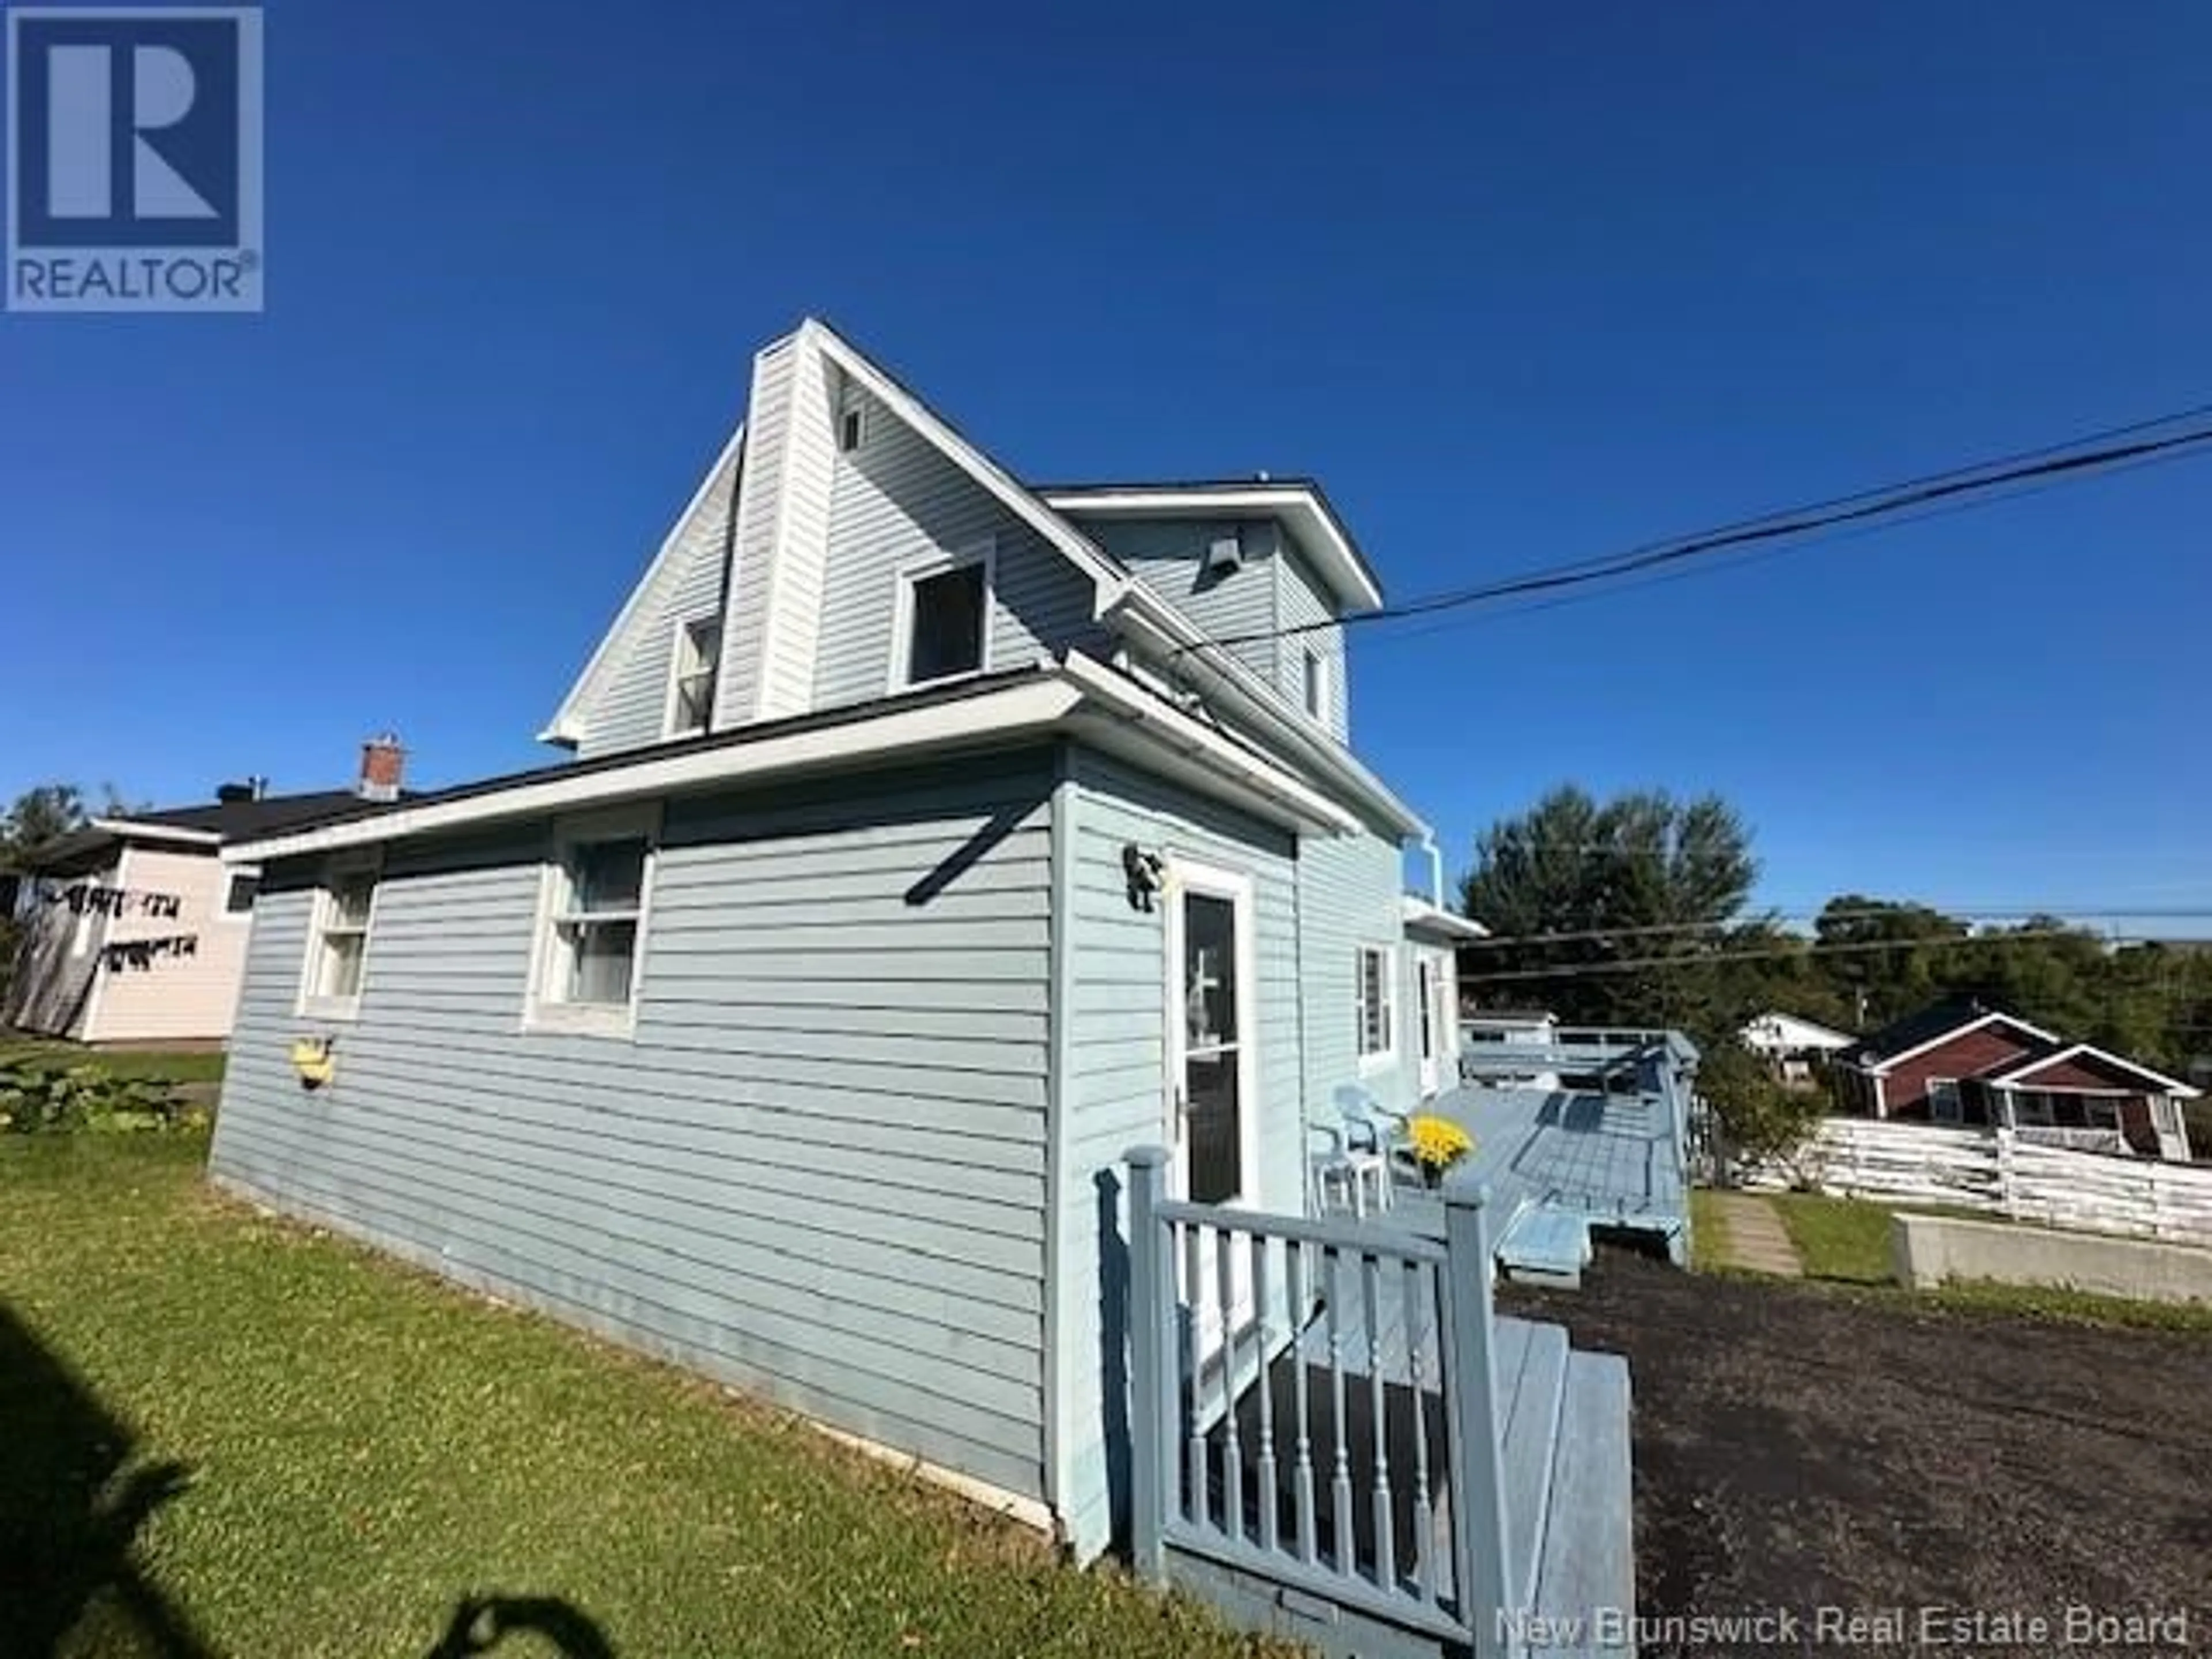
[1498, 1319, 1570, 1611]
[1498, 1207, 1588, 1287]
[1533, 1351, 1635, 1656]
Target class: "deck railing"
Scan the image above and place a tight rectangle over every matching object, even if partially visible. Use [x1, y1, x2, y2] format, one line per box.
[1125, 1146, 1514, 1657]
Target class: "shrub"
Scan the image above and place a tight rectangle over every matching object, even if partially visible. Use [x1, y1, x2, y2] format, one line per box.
[1697, 1040, 1826, 1185]
[0, 1060, 206, 1135]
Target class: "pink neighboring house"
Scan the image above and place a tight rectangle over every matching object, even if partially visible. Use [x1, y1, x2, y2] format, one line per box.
[5, 738, 409, 1048]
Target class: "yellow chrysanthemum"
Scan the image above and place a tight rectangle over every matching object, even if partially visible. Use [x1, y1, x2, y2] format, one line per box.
[1406, 1113, 1474, 1171]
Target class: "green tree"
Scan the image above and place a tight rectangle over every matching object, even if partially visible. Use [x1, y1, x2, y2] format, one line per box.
[1, 783, 88, 868]
[1697, 1038, 1827, 1180]
[1457, 784, 1759, 1039]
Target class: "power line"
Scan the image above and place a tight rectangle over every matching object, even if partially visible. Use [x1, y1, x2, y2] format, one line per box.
[1176, 399, 2212, 655]
[1463, 907, 2212, 950]
[1458, 927, 2138, 983]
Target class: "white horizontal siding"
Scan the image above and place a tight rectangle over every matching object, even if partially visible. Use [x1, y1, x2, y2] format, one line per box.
[209, 755, 1059, 1501]
[1085, 518, 1277, 683]
[1274, 543, 1349, 742]
[574, 441, 741, 760]
[1051, 745, 1301, 1560]
[812, 384, 1104, 709]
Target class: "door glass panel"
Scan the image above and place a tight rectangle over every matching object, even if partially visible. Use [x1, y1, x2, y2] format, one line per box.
[1418, 961, 1435, 1060]
[1184, 892, 1241, 1205]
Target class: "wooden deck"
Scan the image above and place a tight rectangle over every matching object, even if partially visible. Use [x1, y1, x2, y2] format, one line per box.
[1368, 1082, 1691, 1285]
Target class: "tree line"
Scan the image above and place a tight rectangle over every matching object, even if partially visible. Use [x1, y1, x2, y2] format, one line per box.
[1459, 784, 2212, 1073]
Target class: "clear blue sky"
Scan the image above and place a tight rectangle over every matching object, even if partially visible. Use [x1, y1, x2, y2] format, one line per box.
[6, 1, 2209, 925]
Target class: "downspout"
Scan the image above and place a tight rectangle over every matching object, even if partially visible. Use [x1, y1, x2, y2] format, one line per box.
[1419, 832, 1445, 908]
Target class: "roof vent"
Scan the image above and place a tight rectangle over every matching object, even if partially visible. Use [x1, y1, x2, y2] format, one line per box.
[1203, 528, 1245, 577]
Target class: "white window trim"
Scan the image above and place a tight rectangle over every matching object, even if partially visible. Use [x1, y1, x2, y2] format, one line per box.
[1159, 857, 1261, 1210]
[523, 803, 659, 1040]
[1356, 943, 1397, 1073]
[887, 537, 995, 694]
[217, 864, 262, 925]
[296, 855, 381, 1022]
[1302, 646, 1331, 724]
[661, 613, 722, 740]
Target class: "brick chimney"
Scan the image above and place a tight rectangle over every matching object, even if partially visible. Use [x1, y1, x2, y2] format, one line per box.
[357, 733, 406, 802]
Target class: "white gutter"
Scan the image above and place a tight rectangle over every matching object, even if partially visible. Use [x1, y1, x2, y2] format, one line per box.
[1055, 652, 1359, 835]
[1402, 895, 1488, 941]
[89, 817, 223, 847]
[1107, 590, 1430, 840]
[229, 656, 1361, 865]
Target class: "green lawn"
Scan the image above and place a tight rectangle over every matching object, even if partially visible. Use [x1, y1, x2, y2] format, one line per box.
[1686, 1188, 1733, 1272]
[1761, 1188, 2212, 1333]
[0, 1033, 226, 1085]
[0, 1137, 1289, 1659]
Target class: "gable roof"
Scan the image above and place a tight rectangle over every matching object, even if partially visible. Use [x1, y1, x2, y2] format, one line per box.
[806, 320, 1129, 611]
[1039, 479, 1385, 613]
[1984, 1041, 2200, 1097]
[22, 790, 407, 869]
[1838, 998, 2058, 1073]
[540, 422, 747, 748]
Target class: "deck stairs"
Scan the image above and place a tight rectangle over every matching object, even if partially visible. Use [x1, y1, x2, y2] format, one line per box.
[1209, 1309, 1634, 1657]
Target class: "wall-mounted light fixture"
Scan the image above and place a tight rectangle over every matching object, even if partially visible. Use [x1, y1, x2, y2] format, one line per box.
[1121, 844, 1166, 912]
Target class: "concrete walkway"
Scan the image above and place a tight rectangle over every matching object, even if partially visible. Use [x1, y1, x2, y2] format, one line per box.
[1709, 1193, 1804, 1277]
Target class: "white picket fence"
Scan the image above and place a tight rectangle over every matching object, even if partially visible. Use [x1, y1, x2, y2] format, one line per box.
[1738, 1116, 2212, 1251]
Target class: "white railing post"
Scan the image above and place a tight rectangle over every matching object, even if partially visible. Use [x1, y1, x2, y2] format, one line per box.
[1125, 1145, 1173, 1583]
[1441, 1175, 1516, 1659]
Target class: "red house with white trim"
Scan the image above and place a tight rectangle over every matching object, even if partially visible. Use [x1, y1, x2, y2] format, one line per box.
[1832, 998, 2198, 1162]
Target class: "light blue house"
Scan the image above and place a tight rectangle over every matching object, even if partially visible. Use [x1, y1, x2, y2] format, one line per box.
[211, 320, 1622, 1654]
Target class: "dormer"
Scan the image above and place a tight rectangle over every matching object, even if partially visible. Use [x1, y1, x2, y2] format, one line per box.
[540, 320, 1124, 759]
[1039, 482, 1382, 744]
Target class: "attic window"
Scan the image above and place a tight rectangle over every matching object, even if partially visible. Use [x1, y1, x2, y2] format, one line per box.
[666, 616, 721, 737]
[839, 403, 866, 453]
[893, 542, 993, 688]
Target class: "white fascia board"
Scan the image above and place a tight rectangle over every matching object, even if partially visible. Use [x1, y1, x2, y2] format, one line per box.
[1988, 1041, 2200, 1097]
[804, 321, 1127, 618]
[1055, 651, 1360, 836]
[537, 421, 748, 747]
[1108, 592, 1430, 839]
[1865, 1009, 2062, 1074]
[230, 679, 1087, 863]
[1042, 486, 1384, 613]
[89, 817, 222, 847]
[228, 656, 1362, 865]
[1402, 895, 1488, 940]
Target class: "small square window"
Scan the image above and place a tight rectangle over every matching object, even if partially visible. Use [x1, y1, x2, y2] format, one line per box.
[839, 403, 866, 453]
[667, 616, 721, 737]
[529, 815, 654, 1035]
[223, 870, 260, 916]
[896, 547, 991, 688]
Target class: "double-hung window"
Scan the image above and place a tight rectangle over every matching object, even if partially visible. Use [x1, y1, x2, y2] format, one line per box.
[301, 863, 377, 1017]
[666, 616, 721, 737]
[892, 540, 993, 690]
[1356, 945, 1396, 1069]
[529, 810, 655, 1035]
